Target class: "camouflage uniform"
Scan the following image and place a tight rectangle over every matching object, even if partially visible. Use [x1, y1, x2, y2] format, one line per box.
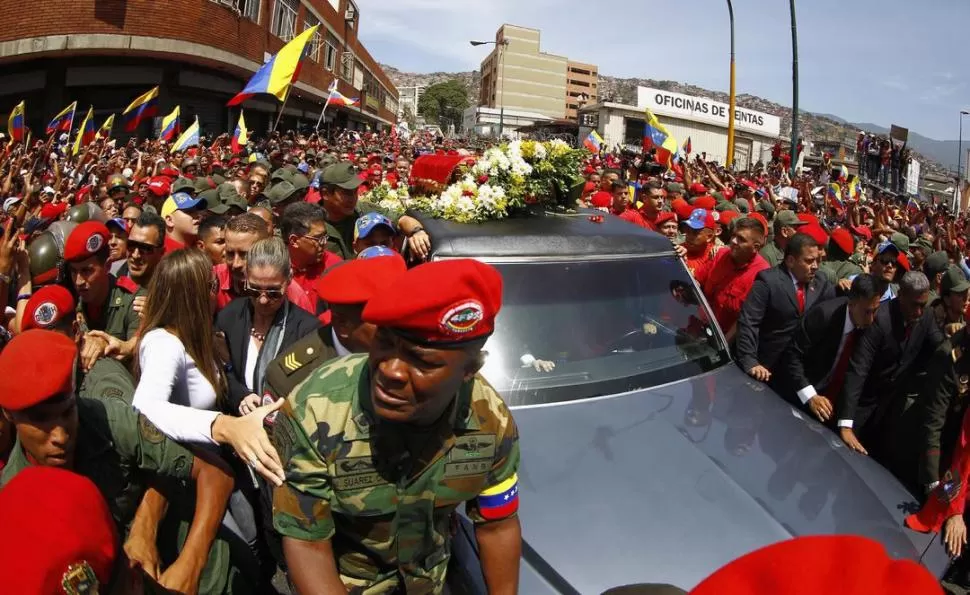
[272, 354, 520, 594]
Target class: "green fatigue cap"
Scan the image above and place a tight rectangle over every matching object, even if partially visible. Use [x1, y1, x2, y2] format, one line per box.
[171, 177, 196, 196]
[926, 251, 951, 277]
[322, 162, 363, 191]
[716, 200, 739, 213]
[198, 188, 221, 211]
[266, 180, 298, 205]
[774, 210, 807, 229]
[712, 191, 725, 202]
[271, 168, 294, 185]
[913, 237, 934, 254]
[733, 198, 751, 214]
[192, 177, 218, 193]
[756, 198, 775, 219]
[890, 232, 911, 255]
[208, 184, 249, 215]
[318, 154, 338, 169]
[665, 182, 685, 195]
[211, 173, 227, 185]
[306, 149, 317, 158]
[943, 265, 970, 295]
[291, 172, 310, 191]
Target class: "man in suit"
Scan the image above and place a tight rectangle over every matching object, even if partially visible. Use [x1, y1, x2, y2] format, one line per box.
[782, 274, 882, 422]
[837, 271, 943, 456]
[737, 233, 835, 384]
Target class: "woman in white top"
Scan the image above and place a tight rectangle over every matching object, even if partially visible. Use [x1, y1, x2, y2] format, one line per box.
[132, 248, 285, 485]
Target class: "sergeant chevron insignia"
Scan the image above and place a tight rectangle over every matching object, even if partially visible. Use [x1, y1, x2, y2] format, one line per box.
[283, 353, 302, 373]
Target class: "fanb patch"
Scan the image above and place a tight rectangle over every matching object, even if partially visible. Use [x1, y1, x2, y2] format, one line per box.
[34, 301, 59, 327]
[439, 301, 484, 336]
[85, 233, 104, 254]
[61, 561, 99, 594]
[138, 414, 165, 444]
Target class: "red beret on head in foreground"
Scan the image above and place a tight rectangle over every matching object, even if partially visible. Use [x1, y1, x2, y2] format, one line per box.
[64, 221, 110, 263]
[829, 227, 855, 255]
[0, 330, 77, 411]
[689, 535, 941, 595]
[801, 224, 829, 247]
[22, 285, 76, 331]
[318, 253, 407, 306]
[0, 467, 118, 595]
[363, 259, 503, 344]
[591, 191, 613, 209]
[692, 195, 717, 211]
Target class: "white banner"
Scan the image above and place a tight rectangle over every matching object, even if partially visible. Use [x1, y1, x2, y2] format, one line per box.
[906, 159, 920, 196]
[637, 86, 781, 138]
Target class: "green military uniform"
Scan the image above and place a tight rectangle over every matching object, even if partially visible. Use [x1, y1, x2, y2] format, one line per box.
[77, 275, 141, 340]
[819, 259, 864, 285]
[272, 355, 520, 594]
[326, 202, 391, 260]
[78, 358, 136, 404]
[932, 300, 966, 339]
[759, 241, 784, 268]
[263, 327, 338, 401]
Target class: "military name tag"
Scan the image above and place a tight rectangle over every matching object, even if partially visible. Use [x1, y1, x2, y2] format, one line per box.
[334, 472, 386, 491]
[443, 460, 491, 478]
[449, 434, 496, 461]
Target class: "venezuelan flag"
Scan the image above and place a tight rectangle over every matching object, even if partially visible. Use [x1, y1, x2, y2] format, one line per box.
[840, 164, 849, 182]
[827, 183, 844, 208]
[683, 136, 692, 155]
[160, 106, 180, 141]
[477, 474, 519, 521]
[228, 25, 319, 106]
[847, 176, 861, 200]
[325, 80, 360, 107]
[122, 87, 160, 132]
[643, 109, 678, 167]
[907, 196, 920, 212]
[96, 114, 115, 141]
[231, 111, 248, 154]
[72, 106, 96, 156]
[46, 101, 77, 136]
[170, 116, 200, 154]
[8, 101, 25, 142]
[583, 130, 604, 153]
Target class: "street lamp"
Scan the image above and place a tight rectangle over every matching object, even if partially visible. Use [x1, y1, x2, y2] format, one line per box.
[471, 38, 510, 137]
[725, 0, 736, 169]
[789, 0, 799, 180]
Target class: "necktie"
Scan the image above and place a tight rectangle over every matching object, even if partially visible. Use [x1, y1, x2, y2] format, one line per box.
[826, 329, 860, 397]
[796, 284, 806, 314]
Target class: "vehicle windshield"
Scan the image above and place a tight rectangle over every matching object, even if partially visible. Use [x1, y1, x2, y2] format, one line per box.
[479, 255, 730, 406]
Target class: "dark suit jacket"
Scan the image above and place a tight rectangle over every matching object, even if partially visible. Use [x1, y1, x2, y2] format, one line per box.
[736, 265, 835, 373]
[779, 297, 850, 407]
[215, 297, 322, 412]
[837, 299, 943, 432]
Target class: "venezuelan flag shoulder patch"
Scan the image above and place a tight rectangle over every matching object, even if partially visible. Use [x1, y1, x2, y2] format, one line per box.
[478, 473, 519, 521]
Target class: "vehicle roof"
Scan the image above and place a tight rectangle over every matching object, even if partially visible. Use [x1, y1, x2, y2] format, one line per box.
[414, 209, 676, 259]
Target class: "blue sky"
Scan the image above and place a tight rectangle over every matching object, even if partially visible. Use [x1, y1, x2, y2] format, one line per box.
[357, 0, 968, 141]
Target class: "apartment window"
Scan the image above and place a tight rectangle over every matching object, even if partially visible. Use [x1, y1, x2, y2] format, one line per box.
[271, 0, 298, 41]
[324, 32, 339, 72]
[304, 15, 322, 61]
[340, 51, 354, 82]
[210, 0, 260, 21]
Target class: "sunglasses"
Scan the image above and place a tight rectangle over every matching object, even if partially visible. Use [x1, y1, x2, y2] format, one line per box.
[244, 283, 285, 300]
[877, 255, 898, 267]
[300, 233, 328, 247]
[127, 240, 161, 255]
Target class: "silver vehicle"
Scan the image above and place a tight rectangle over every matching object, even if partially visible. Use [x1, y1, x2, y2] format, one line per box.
[411, 210, 952, 594]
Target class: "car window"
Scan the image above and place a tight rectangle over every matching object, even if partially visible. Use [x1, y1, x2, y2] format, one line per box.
[478, 255, 730, 406]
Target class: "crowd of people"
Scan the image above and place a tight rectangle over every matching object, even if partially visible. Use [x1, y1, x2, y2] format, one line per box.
[0, 120, 963, 593]
[857, 131, 912, 193]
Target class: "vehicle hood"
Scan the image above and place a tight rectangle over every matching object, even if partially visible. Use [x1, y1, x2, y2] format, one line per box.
[511, 364, 936, 593]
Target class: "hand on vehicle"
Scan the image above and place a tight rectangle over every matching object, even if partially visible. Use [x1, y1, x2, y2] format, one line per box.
[944, 515, 967, 558]
[158, 555, 203, 595]
[239, 394, 262, 416]
[407, 230, 431, 260]
[212, 399, 287, 486]
[532, 359, 556, 373]
[839, 427, 868, 455]
[747, 365, 771, 383]
[674, 244, 687, 258]
[808, 395, 833, 422]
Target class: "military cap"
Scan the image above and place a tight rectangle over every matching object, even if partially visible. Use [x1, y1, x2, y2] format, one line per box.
[890, 232, 911, 255]
[192, 176, 219, 193]
[829, 227, 855, 255]
[318, 253, 406, 305]
[291, 171, 310, 191]
[756, 198, 775, 218]
[774, 210, 807, 229]
[0, 330, 77, 411]
[797, 213, 819, 226]
[65, 202, 107, 224]
[942, 265, 970, 295]
[925, 251, 950, 277]
[266, 180, 298, 205]
[690, 535, 939, 595]
[22, 285, 75, 331]
[671, 197, 694, 220]
[171, 177, 197, 195]
[322, 162, 363, 190]
[211, 173, 228, 185]
[733, 198, 751, 214]
[271, 168, 294, 184]
[318, 154, 338, 168]
[198, 187, 222, 211]
[665, 182, 685, 195]
[692, 195, 717, 211]
[305, 148, 317, 158]
[64, 221, 109, 262]
[363, 259, 503, 344]
[913, 237, 934, 254]
[0, 467, 117, 595]
[718, 210, 740, 227]
[655, 212, 677, 226]
[107, 174, 129, 191]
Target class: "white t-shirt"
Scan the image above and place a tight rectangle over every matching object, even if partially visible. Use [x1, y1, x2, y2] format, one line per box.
[132, 328, 220, 444]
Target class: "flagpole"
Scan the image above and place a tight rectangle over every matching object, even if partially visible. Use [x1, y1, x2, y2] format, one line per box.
[272, 90, 291, 134]
[315, 86, 336, 131]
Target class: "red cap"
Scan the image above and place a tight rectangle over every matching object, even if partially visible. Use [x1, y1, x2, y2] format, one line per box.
[368, 165, 383, 176]
[689, 183, 707, 195]
[898, 252, 911, 271]
[591, 191, 612, 208]
[741, 179, 758, 190]
[802, 224, 829, 247]
[582, 181, 596, 197]
[719, 211, 740, 226]
[147, 176, 172, 197]
[0, 467, 118, 595]
[829, 227, 855, 254]
[748, 213, 769, 236]
[693, 195, 717, 210]
[671, 197, 694, 220]
[690, 535, 939, 595]
[40, 202, 68, 220]
[318, 253, 407, 305]
[797, 213, 819, 226]
[655, 212, 677, 226]
[159, 167, 179, 178]
[851, 225, 873, 241]
[363, 259, 503, 344]
[0, 330, 77, 411]
[22, 286, 76, 331]
[64, 221, 109, 263]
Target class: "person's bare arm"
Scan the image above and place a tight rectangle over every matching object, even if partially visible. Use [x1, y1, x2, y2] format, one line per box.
[283, 537, 348, 594]
[476, 517, 522, 595]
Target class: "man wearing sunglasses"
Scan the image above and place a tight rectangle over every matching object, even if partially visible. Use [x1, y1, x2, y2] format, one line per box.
[842, 241, 908, 302]
[126, 211, 167, 288]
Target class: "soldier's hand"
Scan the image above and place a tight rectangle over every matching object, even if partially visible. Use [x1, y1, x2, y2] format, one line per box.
[945, 514, 968, 558]
[158, 554, 203, 595]
[808, 395, 833, 422]
[86, 330, 125, 360]
[211, 400, 287, 486]
[132, 295, 147, 319]
[124, 533, 161, 581]
[837, 278, 853, 293]
[839, 427, 868, 455]
[79, 333, 109, 371]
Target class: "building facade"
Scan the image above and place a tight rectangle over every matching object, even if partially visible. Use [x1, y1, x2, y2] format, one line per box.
[579, 86, 781, 170]
[565, 60, 597, 122]
[0, 0, 398, 138]
[397, 85, 423, 121]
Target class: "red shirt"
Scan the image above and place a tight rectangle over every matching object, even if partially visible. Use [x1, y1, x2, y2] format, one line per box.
[638, 210, 661, 232]
[683, 243, 717, 277]
[213, 263, 314, 314]
[291, 251, 343, 317]
[694, 248, 770, 333]
[616, 208, 650, 229]
[164, 235, 186, 255]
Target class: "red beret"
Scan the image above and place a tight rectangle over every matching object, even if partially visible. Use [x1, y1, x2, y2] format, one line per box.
[802, 224, 829, 246]
[582, 181, 596, 196]
[748, 213, 769, 236]
[655, 212, 677, 226]
[159, 167, 179, 178]
[591, 191, 612, 208]
[897, 252, 911, 271]
[0, 467, 117, 595]
[718, 211, 740, 226]
[64, 221, 109, 263]
[0, 330, 77, 411]
[829, 227, 855, 255]
[22, 285, 76, 331]
[146, 176, 172, 197]
[690, 535, 939, 595]
[318, 254, 407, 306]
[689, 183, 707, 195]
[693, 195, 717, 210]
[671, 198, 694, 220]
[797, 213, 819, 226]
[851, 225, 872, 241]
[363, 259, 503, 344]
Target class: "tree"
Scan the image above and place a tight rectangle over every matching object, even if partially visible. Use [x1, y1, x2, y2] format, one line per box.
[418, 80, 469, 130]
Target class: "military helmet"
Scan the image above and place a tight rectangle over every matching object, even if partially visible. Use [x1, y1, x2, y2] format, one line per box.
[28, 221, 76, 286]
[65, 202, 108, 224]
[182, 157, 200, 171]
[107, 174, 129, 193]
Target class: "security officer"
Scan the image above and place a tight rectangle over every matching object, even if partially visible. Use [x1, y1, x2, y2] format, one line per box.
[273, 259, 522, 594]
[932, 265, 970, 339]
[819, 228, 863, 283]
[925, 250, 952, 304]
[0, 331, 240, 594]
[21, 285, 135, 403]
